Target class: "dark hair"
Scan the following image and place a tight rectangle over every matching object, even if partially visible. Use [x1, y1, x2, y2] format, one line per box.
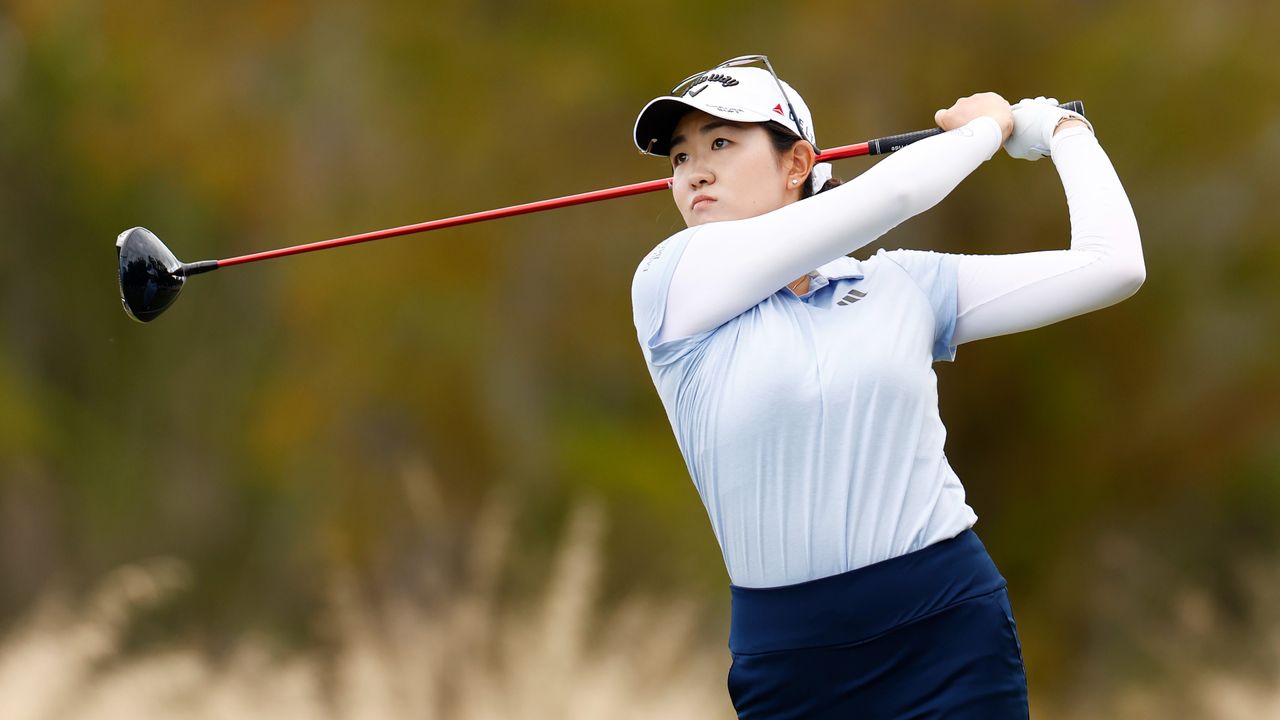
[760, 121, 843, 199]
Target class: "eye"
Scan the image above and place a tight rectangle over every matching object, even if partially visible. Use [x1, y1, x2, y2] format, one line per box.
[712, 137, 729, 149]
[672, 152, 687, 168]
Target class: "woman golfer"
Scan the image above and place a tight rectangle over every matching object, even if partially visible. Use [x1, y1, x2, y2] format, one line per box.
[630, 55, 1144, 718]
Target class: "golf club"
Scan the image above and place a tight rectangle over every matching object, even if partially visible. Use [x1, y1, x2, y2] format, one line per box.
[117, 101, 1084, 323]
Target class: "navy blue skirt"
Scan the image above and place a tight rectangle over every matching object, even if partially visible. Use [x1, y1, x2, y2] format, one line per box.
[727, 529, 1029, 719]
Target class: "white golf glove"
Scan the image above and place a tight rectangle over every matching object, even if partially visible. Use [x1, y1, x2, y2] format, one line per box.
[1003, 96, 1094, 161]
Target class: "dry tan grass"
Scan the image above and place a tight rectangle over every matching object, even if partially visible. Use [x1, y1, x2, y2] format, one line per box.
[5, 493, 1280, 719]
[0, 496, 735, 720]
[1032, 538, 1280, 720]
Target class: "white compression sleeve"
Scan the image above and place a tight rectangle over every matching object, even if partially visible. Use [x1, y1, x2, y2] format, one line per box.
[951, 125, 1145, 346]
[657, 116, 1004, 343]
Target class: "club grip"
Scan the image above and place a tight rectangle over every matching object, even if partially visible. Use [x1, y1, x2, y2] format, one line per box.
[867, 128, 947, 156]
[867, 100, 1085, 156]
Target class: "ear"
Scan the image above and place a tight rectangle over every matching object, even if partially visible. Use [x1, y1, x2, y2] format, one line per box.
[786, 141, 817, 189]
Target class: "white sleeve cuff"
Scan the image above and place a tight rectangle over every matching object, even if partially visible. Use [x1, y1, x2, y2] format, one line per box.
[1050, 123, 1096, 152]
[967, 115, 1005, 151]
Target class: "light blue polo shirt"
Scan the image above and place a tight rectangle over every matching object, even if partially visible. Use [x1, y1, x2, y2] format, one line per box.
[632, 227, 978, 588]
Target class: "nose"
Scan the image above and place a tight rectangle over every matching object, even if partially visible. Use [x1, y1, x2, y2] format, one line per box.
[684, 155, 714, 188]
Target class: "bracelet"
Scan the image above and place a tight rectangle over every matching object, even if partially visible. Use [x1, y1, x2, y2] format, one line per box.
[1054, 113, 1093, 136]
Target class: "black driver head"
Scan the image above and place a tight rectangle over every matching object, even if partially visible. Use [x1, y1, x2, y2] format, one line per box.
[116, 227, 185, 323]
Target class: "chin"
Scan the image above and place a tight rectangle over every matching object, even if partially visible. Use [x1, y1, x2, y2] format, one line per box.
[687, 207, 725, 227]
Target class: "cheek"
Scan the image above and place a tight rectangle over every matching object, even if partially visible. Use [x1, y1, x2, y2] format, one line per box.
[670, 187, 694, 221]
[734, 151, 783, 195]
[670, 166, 691, 191]
[671, 186, 692, 212]
[741, 169, 785, 208]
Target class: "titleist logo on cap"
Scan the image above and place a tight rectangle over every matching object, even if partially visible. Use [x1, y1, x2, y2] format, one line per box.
[681, 72, 740, 96]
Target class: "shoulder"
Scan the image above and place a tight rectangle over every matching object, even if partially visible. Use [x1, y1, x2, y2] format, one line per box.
[871, 247, 943, 269]
[865, 249, 963, 362]
[868, 247, 959, 284]
[862, 248, 961, 311]
[634, 227, 698, 276]
[631, 227, 699, 338]
[631, 227, 700, 299]
[630, 227, 713, 368]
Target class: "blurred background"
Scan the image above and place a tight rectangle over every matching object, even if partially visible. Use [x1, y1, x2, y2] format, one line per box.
[2, 0, 1279, 717]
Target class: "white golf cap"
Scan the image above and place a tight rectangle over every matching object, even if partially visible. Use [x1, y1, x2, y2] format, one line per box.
[634, 65, 831, 194]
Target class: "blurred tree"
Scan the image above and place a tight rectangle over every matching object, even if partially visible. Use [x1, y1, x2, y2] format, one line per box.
[1, 0, 1278, 707]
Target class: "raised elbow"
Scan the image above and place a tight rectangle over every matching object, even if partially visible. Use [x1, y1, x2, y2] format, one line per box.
[1097, 223, 1145, 299]
[1123, 225, 1146, 294]
[1112, 250, 1146, 300]
[1125, 263, 1146, 294]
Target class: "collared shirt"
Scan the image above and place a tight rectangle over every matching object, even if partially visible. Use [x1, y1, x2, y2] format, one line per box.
[632, 229, 976, 588]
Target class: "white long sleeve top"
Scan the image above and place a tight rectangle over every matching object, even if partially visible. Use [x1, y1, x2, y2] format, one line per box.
[631, 116, 1144, 588]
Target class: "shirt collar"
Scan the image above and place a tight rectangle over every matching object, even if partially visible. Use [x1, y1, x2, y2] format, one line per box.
[790, 256, 865, 299]
[813, 255, 865, 280]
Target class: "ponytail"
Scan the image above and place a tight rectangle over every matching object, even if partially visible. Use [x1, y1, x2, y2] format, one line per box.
[805, 176, 843, 199]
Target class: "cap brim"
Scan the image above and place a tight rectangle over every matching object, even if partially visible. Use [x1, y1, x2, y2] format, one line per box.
[633, 96, 775, 156]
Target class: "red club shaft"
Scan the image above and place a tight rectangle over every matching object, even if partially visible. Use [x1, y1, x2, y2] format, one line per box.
[213, 141, 875, 269]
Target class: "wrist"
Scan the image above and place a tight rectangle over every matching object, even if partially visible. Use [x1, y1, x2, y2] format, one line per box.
[1052, 117, 1088, 136]
[968, 115, 1005, 146]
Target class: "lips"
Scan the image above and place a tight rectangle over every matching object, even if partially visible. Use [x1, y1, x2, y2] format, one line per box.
[691, 195, 716, 210]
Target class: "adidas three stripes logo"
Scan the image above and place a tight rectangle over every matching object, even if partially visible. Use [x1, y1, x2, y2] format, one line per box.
[836, 288, 867, 306]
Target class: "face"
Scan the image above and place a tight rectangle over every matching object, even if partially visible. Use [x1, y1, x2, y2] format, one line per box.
[669, 109, 809, 227]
